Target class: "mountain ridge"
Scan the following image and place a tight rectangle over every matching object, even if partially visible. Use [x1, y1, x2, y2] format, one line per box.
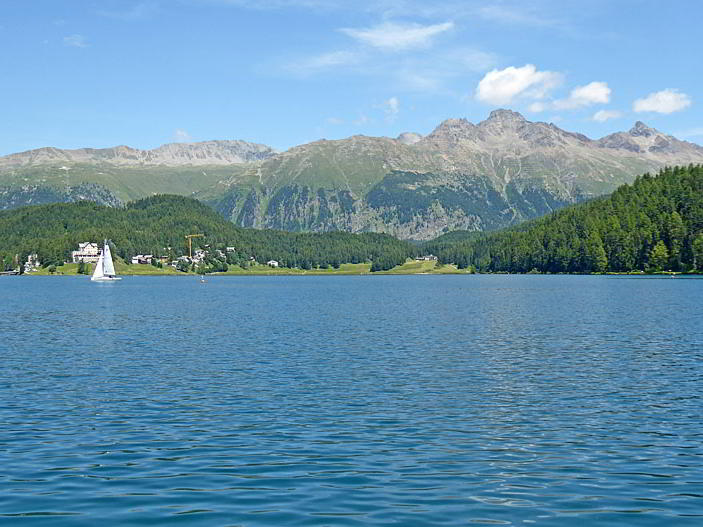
[0, 139, 278, 169]
[2, 110, 703, 239]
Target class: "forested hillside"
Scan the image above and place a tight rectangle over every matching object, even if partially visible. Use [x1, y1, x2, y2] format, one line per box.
[424, 165, 703, 273]
[0, 195, 414, 271]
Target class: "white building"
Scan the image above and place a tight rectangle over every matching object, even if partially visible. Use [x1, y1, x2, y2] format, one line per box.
[266, 260, 279, 268]
[131, 254, 153, 265]
[24, 254, 41, 273]
[72, 242, 100, 263]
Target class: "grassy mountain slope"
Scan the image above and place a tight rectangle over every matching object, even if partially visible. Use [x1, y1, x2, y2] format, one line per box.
[212, 111, 703, 239]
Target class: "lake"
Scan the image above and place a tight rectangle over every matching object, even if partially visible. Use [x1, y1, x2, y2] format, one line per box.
[1, 275, 702, 526]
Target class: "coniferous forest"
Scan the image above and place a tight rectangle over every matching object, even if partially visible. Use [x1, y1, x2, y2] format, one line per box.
[0, 195, 414, 271]
[424, 165, 703, 273]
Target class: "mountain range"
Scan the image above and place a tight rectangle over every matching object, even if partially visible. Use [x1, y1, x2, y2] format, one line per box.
[2, 109, 702, 239]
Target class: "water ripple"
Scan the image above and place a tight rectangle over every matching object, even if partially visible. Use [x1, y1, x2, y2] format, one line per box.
[1, 275, 702, 525]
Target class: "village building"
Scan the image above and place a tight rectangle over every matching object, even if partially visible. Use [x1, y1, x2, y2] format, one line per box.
[266, 260, 279, 268]
[131, 254, 154, 265]
[72, 242, 100, 263]
[24, 254, 41, 273]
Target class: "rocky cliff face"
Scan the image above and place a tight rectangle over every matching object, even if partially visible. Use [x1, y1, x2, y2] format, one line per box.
[3, 111, 703, 239]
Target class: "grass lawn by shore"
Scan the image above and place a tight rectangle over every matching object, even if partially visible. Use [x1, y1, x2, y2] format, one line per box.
[28, 259, 694, 277]
[24, 259, 475, 276]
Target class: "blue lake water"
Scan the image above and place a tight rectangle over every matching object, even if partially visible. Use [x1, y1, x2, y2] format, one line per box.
[1, 274, 702, 526]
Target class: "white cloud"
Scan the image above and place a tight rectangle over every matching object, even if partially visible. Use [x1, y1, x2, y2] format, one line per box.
[554, 81, 610, 110]
[592, 109, 622, 122]
[340, 21, 454, 51]
[633, 89, 691, 114]
[326, 117, 344, 125]
[172, 129, 192, 142]
[528, 102, 546, 113]
[63, 34, 89, 48]
[475, 64, 562, 105]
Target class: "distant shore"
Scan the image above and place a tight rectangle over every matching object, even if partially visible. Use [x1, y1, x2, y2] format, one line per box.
[18, 260, 701, 277]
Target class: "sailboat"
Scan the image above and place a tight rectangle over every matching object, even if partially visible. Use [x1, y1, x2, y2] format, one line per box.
[91, 240, 122, 282]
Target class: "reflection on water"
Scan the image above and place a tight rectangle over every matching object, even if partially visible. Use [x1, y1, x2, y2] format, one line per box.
[1, 275, 702, 525]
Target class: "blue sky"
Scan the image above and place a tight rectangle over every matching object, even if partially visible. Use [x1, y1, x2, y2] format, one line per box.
[1, 0, 701, 155]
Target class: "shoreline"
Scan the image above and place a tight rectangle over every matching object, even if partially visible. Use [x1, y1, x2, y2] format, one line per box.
[18, 268, 700, 278]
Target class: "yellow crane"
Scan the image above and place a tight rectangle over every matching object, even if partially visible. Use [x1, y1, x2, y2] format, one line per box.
[185, 234, 204, 259]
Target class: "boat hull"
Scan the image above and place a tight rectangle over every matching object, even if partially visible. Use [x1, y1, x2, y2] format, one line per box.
[91, 276, 122, 282]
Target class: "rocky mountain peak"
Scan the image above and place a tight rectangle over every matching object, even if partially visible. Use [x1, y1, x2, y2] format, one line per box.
[485, 109, 527, 123]
[629, 121, 657, 137]
[425, 118, 476, 142]
[396, 132, 423, 145]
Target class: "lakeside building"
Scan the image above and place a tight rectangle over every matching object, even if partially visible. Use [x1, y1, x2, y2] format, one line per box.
[24, 254, 41, 273]
[267, 260, 279, 268]
[72, 242, 100, 263]
[131, 254, 154, 265]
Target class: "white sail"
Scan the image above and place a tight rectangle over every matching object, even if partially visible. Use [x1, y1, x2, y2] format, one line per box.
[102, 242, 116, 276]
[90, 240, 121, 281]
[91, 252, 105, 280]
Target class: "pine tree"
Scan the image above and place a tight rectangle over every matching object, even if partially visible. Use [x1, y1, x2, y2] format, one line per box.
[649, 241, 669, 271]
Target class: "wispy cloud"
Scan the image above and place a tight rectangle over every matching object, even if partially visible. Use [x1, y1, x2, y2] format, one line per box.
[475, 64, 563, 105]
[283, 41, 496, 95]
[172, 129, 192, 142]
[340, 21, 454, 51]
[287, 50, 361, 74]
[63, 34, 89, 48]
[381, 96, 400, 121]
[633, 89, 691, 114]
[476, 4, 557, 27]
[195, 0, 572, 32]
[353, 114, 371, 126]
[192, 0, 343, 10]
